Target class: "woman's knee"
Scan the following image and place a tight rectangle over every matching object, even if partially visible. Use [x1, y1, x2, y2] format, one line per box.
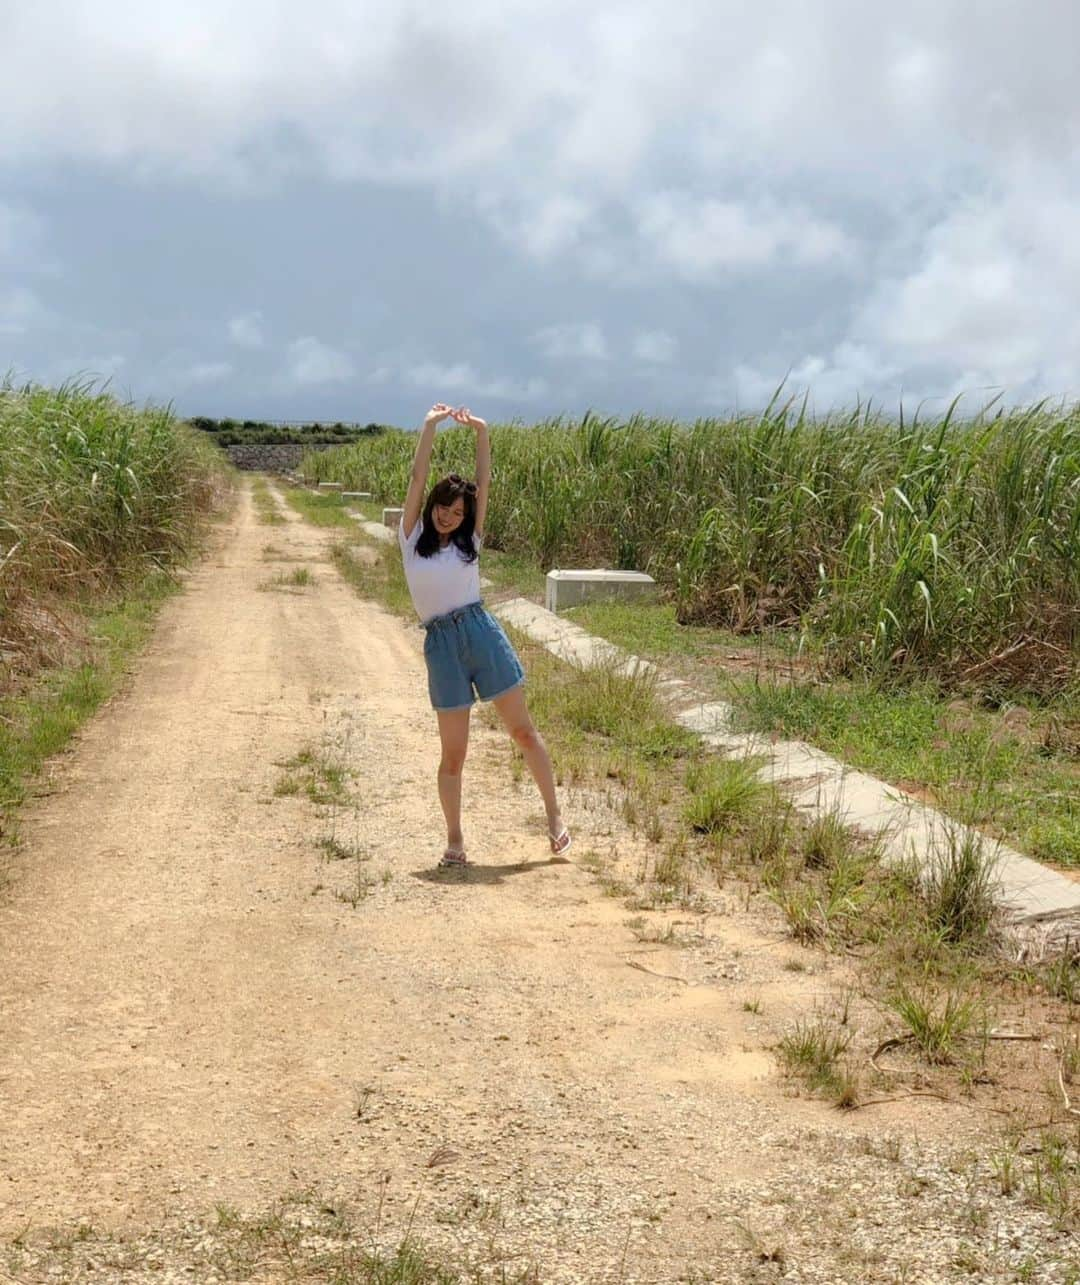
[509, 721, 540, 752]
[439, 746, 468, 775]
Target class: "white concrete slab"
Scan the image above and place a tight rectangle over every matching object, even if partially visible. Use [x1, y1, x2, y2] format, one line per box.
[317, 482, 344, 492]
[656, 677, 697, 702]
[382, 507, 404, 529]
[546, 568, 658, 612]
[991, 849, 1080, 924]
[342, 491, 372, 501]
[358, 520, 394, 544]
[493, 598, 638, 670]
[675, 702, 737, 735]
[344, 510, 394, 543]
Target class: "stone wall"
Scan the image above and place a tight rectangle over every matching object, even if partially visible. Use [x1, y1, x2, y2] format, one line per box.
[224, 443, 343, 472]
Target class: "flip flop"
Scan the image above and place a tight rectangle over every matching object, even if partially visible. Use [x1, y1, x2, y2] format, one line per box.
[548, 827, 572, 856]
[439, 847, 470, 868]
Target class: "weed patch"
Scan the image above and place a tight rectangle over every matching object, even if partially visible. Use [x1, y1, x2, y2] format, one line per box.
[317, 835, 369, 862]
[684, 757, 769, 835]
[4, 1186, 537, 1282]
[510, 641, 696, 773]
[776, 1013, 858, 1106]
[274, 745, 351, 805]
[258, 566, 314, 592]
[282, 486, 358, 529]
[886, 988, 981, 1065]
[333, 541, 413, 619]
[921, 824, 1000, 946]
[335, 866, 377, 907]
[251, 477, 285, 524]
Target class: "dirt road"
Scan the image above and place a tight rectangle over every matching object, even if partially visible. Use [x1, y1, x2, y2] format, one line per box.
[0, 482, 1068, 1283]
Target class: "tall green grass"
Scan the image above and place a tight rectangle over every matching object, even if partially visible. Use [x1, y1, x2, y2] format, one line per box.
[1, 378, 229, 838]
[303, 400, 1079, 693]
[1, 377, 229, 673]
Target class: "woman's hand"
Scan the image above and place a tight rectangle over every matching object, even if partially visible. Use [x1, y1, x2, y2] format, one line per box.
[424, 402, 455, 426]
[451, 406, 487, 431]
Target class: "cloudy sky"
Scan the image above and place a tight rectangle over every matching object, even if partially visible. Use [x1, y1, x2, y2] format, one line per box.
[3, 1, 1080, 424]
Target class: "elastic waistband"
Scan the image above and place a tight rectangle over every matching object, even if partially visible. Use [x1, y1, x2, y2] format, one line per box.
[421, 600, 485, 632]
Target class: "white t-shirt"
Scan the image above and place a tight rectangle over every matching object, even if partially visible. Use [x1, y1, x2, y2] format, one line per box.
[398, 518, 482, 624]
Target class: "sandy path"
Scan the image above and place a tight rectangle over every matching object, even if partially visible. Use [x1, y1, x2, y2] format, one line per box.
[0, 483, 1067, 1283]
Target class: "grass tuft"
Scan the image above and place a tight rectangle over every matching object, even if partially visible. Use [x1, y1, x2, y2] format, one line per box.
[887, 988, 979, 1064]
[683, 757, 769, 834]
[921, 824, 999, 946]
[273, 745, 351, 805]
[258, 566, 314, 591]
[776, 1014, 858, 1105]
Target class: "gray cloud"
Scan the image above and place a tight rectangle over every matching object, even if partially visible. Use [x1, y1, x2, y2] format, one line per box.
[228, 312, 266, 349]
[8, 3, 1078, 194]
[0, 202, 46, 266]
[0, 287, 48, 336]
[187, 360, 233, 384]
[633, 331, 677, 364]
[3, 1, 1080, 415]
[531, 322, 609, 362]
[284, 337, 355, 386]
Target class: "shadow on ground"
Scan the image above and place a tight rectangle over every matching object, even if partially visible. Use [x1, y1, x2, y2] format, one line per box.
[411, 856, 571, 885]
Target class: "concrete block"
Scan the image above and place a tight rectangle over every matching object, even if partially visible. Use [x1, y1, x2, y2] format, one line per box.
[675, 702, 737, 736]
[545, 569, 657, 612]
[657, 677, 697, 703]
[295, 473, 304, 481]
[342, 492, 372, 501]
[382, 507, 404, 529]
[317, 481, 344, 492]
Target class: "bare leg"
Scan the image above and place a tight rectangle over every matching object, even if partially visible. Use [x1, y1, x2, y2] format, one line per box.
[491, 685, 568, 849]
[436, 707, 471, 853]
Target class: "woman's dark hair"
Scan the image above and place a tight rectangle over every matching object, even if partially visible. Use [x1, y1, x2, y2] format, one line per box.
[416, 474, 479, 562]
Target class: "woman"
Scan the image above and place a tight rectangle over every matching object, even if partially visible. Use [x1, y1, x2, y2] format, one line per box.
[399, 402, 571, 868]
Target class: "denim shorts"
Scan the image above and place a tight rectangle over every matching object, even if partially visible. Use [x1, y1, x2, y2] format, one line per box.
[422, 601, 525, 712]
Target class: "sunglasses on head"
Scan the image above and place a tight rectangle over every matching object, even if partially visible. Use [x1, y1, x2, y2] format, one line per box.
[446, 474, 478, 496]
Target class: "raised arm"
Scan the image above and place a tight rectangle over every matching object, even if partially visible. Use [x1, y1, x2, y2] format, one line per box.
[403, 403, 454, 537]
[452, 407, 490, 536]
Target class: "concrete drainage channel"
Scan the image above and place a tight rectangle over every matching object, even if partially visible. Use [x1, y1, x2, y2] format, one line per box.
[492, 596, 1080, 955]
